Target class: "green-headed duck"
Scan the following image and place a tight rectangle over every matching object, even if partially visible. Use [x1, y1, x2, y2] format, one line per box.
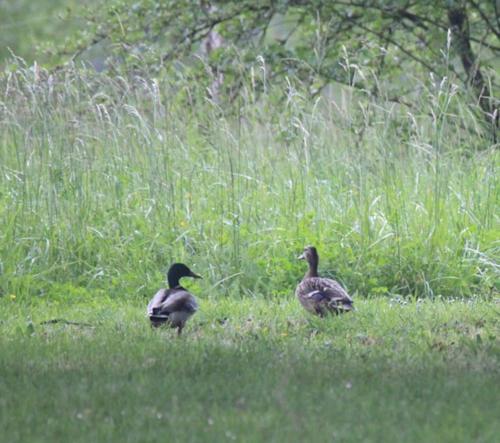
[147, 263, 202, 335]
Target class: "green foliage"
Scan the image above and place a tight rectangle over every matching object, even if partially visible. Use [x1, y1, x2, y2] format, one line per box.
[0, 0, 96, 65]
[2, 2, 498, 122]
[0, 64, 497, 300]
[47, 0, 498, 127]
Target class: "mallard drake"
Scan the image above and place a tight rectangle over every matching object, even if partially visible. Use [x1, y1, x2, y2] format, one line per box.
[296, 246, 353, 316]
[147, 263, 202, 335]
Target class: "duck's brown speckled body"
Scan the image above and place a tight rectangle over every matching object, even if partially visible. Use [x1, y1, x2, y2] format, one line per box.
[296, 246, 353, 316]
[147, 263, 202, 335]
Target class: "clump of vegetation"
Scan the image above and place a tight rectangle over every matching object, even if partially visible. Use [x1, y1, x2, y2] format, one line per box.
[1, 2, 498, 302]
[0, 61, 497, 300]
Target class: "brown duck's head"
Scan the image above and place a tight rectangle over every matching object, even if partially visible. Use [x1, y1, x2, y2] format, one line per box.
[167, 263, 202, 288]
[298, 246, 319, 264]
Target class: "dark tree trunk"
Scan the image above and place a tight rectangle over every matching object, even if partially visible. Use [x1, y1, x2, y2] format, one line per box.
[447, 3, 498, 139]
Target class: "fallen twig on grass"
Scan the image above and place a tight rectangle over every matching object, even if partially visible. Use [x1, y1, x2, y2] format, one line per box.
[40, 319, 94, 327]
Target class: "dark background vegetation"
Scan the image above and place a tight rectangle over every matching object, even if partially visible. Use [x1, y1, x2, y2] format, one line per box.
[3, 1, 499, 127]
[1, 0, 498, 300]
[0, 2, 498, 442]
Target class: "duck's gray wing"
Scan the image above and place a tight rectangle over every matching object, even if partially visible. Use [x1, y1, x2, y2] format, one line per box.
[150, 289, 198, 316]
[147, 288, 171, 316]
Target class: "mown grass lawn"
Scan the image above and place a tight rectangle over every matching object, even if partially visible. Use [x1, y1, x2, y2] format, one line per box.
[1, 296, 498, 443]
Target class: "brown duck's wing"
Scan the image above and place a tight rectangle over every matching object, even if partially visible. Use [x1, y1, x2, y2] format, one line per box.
[296, 277, 353, 315]
[319, 278, 353, 301]
[149, 288, 198, 317]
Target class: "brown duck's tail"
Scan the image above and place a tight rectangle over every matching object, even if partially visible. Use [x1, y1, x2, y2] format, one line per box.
[329, 299, 354, 313]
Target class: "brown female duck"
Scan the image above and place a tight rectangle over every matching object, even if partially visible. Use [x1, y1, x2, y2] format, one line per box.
[147, 263, 202, 335]
[296, 246, 353, 316]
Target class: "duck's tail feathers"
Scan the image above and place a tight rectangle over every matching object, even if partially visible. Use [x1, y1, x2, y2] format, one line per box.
[149, 313, 170, 327]
[149, 314, 169, 320]
[329, 298, 354, 313]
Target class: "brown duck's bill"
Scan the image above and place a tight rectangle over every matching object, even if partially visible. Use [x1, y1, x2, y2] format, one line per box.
[298, 253, 305, 260]
[189, 271, 202, 279]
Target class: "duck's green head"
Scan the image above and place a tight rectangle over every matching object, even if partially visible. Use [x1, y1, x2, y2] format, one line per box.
[167, 263, 202, 288]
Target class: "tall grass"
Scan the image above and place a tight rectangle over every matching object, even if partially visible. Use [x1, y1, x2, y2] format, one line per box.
[0, 62, 498, 300]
